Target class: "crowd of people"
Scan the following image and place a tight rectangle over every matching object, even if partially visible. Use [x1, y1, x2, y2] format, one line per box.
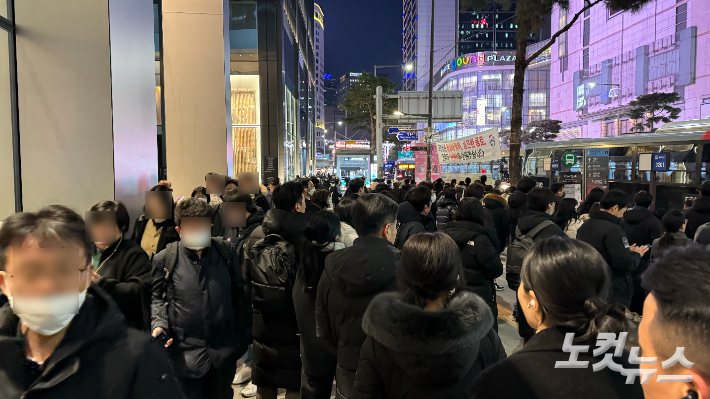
[0, 172, 709, 399]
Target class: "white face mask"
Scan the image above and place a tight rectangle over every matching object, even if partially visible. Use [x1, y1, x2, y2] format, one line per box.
[4, 274, 89, 336]
[181, 230, 211, 250]
[197, 197, 208, 203]
[431, 194, 437, 203]
[309, 188, 316, 196]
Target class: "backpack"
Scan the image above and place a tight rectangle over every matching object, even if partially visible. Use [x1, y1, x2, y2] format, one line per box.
[246, 233, 296, 314]
[505, 220, 554, 291]
[162, 237, 235, 303]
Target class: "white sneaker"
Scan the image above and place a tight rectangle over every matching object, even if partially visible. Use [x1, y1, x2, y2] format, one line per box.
[241, 381, 257, 398]
[233, 366, 252, 385]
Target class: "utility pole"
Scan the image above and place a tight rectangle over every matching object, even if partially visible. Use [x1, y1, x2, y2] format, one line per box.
[376, 85, 384, 178]
[426, 0, 435, 181]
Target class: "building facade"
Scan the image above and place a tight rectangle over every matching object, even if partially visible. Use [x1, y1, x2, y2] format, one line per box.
[336, 72, 362, 106]
[550, 0, 709, 139]
[433, 47, 552, 142]
[324, 74, 337, 106]
[314, 4, 326, 160]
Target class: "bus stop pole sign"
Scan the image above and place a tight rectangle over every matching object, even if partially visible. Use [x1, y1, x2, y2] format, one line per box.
[652, 152, 668, 171]
[562, 152, 577, 167]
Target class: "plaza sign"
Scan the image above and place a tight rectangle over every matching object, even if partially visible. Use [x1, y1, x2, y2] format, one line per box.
[435, 50, 552, 87]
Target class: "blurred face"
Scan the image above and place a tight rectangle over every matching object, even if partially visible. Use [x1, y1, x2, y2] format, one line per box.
[222, 202, 246, 228]
[238, 173, 259, 194]
[206, 175, 225, 195]
[87, 218, 121, 250]
[175, 217, 212, 250]
[145, 192, 171, 220]
[0, 241, 91, 300]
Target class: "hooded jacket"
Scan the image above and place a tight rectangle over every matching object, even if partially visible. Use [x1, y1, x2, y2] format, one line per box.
[471, 327, 644, 399]
[442, 221, 503, 317]
[516, 210, 564, 240]
[621, 206, 663, 250]
[684, 196, 710, 239]
[351, 292, 505, 399]
[293, 241, 344, 381]
[394, 201, 436, 250]
[315, 236, 400, 399]
[244, 208, 307, 391]
[577, 209, 641, 308]
[94, 237, 152, 331]
[484, 194, 509, 249]
[435, 197, 458, 230]
[0, 286, 182, 399]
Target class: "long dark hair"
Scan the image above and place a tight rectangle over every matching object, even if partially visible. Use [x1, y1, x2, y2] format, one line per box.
[553, 198, 579, 230]
[300, 211, 341, 287]
[454, 198, 484, 225]
[521, 236, 628, 343]
[658, 210, 685, 250]
[398, 232, 465, 309]
[579, 188, 604, 215]
[334, 197, 357, 226]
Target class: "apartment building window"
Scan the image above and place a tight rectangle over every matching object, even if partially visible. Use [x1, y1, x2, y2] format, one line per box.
[558, 12, 568, 74]
[583, 19, 590, 47]
[583, 48, 590, 72]
[676, 3, 687, 33]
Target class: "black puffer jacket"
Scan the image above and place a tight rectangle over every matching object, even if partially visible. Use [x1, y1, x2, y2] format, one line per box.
[244, 209, 308, 391]
[620, 206, 662, 286]
[293, 242, 344, 381]
[442, 221, 503, 317]
[435, 197, 458, 230]
[577, 209, 641, 308]
[351, 292, 505, 399]
[151, 240, 250, 378]
[685, 196, 710, 239]
[0, 286, 182, 399]
[95, 237, 152, 330]
[394, 201, 437, 250]
[484, 194, 509, 251]
[507, 190, 527, 242]
[316, 236, 400, 399]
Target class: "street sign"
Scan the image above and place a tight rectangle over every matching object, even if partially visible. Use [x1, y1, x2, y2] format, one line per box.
[551, 157, 560, 171]
[585, 148, 609, 193]
[562, 152, 577, 167]
[652, 152, 668, 171]
[388, 127, 400, 134]
[397, 131, 418, 141]
[398, 151, 414, 161]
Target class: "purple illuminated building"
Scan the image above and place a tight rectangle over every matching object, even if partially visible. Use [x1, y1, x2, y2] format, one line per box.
[550, 0, 709, 140]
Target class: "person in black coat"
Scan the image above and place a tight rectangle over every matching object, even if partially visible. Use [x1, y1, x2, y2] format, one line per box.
[151, 199, 251, 399]
[684, 181, 710, 239]
[511, 188, 564, 340]
[0, 206, 182, 399]
[464, 184, 502, 252]
[577, 191, 648, 309]
[352, 233, 505, 399]
[131, 184, 180, 259]
[316, 194, 401, 399]
[507, 177, 536, 242]
[443, 199, 503, 328]
[394, 186, 436, 250]
[244, 182, 309, 398]
[483, 193, 509, 251]
[620, 190, 662, 314]
[294, 211, 344, 399]
[88, 200, 152, 331]
[435, 188, 459, 230]
[472, 237, 644, 399]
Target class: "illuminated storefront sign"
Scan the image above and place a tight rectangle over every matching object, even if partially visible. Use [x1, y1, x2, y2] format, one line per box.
[335, 140, 370, 149]
[349, 72, 362, 77]
[440, 52, 516, 77]
[315, 120, 325, 130]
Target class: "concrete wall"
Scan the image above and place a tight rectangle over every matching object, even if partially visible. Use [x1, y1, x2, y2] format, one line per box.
[0, 31, 14, 219]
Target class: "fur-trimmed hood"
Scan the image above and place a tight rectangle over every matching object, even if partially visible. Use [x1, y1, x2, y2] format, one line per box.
[484, 193, 507, 209]
[361, 291, 493, 384]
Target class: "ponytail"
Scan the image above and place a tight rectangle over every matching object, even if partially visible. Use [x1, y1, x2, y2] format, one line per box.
[578, 297, 628, 342]
[402, 283, 436, 309]
[657, 231, 673, 250]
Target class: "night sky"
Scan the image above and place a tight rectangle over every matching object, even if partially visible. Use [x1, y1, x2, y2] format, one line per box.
[316, 0, 403, 85]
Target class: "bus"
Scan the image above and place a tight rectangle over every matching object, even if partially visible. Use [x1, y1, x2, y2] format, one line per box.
[524, 118, 710, 210]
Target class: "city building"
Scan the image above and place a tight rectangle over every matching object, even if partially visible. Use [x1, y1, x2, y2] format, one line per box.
[432, 45, 552, 141]
[403, 0, 550, 91]
[314, 4, 326, 161]
[324, 73, 337, 106]
[336, 72, 362, 106]
[550, 0, 709, 139]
